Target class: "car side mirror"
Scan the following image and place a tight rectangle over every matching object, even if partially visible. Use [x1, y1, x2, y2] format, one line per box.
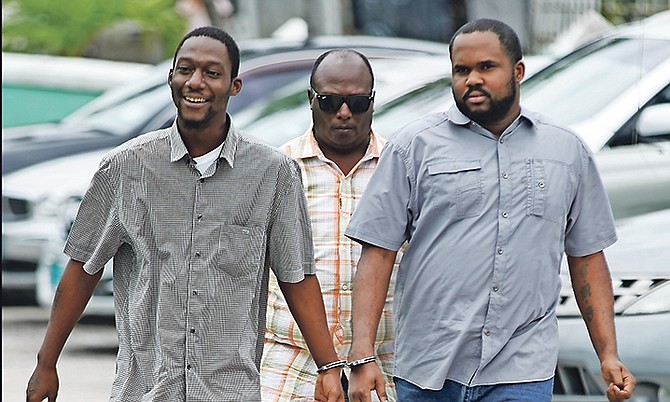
[636, 103, 670, 140]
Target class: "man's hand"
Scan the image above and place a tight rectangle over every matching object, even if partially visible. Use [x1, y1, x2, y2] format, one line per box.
[315, 369, 345, 402]
[348, 363, 387, 402]
[601, 358, 635, 402]
[26, 365, 59, 402]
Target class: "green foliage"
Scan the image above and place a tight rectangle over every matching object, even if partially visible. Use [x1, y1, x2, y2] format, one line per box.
[2, 0, 187, 58]
[601, 0, 670, 24]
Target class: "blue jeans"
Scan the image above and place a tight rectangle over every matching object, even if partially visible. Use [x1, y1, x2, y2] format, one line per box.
[394, 377, 554, 402]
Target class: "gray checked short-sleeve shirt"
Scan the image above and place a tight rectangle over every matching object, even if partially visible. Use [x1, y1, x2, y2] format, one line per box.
[345, 106, 617, 390]
[64, 119, 314, 401]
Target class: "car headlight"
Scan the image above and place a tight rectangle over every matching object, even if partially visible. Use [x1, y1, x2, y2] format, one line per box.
[621, 282, 670, 315]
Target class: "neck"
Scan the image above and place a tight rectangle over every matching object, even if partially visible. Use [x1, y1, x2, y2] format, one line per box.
[178, 117, 230, 157]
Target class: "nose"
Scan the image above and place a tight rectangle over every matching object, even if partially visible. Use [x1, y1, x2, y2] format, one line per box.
[337, 101, 352, 119]
[186, 70, 205, 88]
[465, 71, 483, 86]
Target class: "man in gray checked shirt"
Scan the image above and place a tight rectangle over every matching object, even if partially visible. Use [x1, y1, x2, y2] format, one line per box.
[26, 26, 345, 402]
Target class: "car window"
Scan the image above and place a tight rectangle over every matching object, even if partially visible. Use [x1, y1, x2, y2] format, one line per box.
[373, 77, 453, 136]
[521, 37, 670, 126]
[236, 81, 311, 146]
[230, 68, 310, 115]
[609, 83, 670, 146]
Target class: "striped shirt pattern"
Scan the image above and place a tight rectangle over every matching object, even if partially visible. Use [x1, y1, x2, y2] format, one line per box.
[261, 129, 396, 402]
[64, 120, 314, 401]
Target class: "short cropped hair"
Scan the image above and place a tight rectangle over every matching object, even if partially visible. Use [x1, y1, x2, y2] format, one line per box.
[171, 26, 240, 80]
[449, 19, 523, 64]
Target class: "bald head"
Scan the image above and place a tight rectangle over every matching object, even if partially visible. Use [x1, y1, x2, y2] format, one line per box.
[310, 49, 374, 92]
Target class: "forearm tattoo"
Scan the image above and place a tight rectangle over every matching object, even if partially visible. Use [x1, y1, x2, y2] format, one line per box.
[577, 263, 595, 323]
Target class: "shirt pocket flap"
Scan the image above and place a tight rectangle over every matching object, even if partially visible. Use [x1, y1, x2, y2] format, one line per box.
[428, 159, 482, 175]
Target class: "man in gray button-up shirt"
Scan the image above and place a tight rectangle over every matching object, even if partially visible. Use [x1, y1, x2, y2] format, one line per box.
[345, 19, 635, 402]
[26, 26, 345, 402]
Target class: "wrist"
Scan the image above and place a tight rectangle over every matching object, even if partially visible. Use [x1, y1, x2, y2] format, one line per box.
[316, 359, 347, 373]
[348, 355, 376, 370]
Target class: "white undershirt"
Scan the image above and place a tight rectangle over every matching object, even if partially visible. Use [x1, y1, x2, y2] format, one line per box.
[192, 142, 224, 174]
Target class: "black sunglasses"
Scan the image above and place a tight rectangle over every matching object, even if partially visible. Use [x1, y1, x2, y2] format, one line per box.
[311, 88, 375, 114]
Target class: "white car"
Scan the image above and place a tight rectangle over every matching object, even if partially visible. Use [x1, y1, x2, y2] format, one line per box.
[556, 209, 670, 402]
[520, 14, 670, 220]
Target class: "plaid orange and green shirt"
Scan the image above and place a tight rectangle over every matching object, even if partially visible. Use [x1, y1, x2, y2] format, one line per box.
[262, 128, 396, 401]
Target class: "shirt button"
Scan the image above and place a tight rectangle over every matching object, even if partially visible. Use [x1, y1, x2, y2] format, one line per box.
[195, 252, 201, 257]
[502, 172, 509, 179]
[497, 248, 504, 255]
[192, 290, 198, 296]
[499, 138, 504, 144]
[538, 180, 545, 188]
[493, 286, 499, 292]
[484, 330, 492, 336]
[341, 283, 349, 291]
[199, 178, 205, 183]
[187, 364, 192, 370]
[190, 328, 196, 333]
[197, 214, 203, 220]
[501, 212, 508, 218]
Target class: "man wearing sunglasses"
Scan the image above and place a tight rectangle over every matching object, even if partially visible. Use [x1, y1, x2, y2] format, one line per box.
[261, 49, 397, 402]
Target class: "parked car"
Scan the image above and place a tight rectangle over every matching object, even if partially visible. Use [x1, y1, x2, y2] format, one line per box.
[1, 35, 452, 175]
[556, 208, 670, 402]
[2, 36, 453, 301]
[520, 14, 670, 219]
[1, 52, 153, 128]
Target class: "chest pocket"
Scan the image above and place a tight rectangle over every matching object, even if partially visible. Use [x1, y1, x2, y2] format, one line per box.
[525, 158, 573, 224]
[217, 224, 264, 277]
[427, 159, 484, 220]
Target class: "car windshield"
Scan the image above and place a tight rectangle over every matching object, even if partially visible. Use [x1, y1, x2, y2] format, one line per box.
[373, 77, 453, 135]
[521, 37, 670, 125]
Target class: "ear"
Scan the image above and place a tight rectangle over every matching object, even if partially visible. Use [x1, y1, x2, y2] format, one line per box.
[230, 77, 243, 96]
[167, 69, 174, 86]
[514, 60, 525, 84]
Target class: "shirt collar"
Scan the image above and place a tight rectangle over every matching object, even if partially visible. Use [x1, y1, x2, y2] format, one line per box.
[291, 125, 384, 161]
[168, 114, 240, 169]
[446, 104, 537, 133]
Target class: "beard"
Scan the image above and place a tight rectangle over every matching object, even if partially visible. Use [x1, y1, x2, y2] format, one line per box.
[454, 77, 517, 125]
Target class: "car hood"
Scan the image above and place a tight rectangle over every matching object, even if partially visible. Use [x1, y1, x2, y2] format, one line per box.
[2, 148, 111, 203]
[2, 125, 119, 174]
[606, 208, 670, 277]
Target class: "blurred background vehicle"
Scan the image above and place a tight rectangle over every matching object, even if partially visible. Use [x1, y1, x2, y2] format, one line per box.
[1, 35, 452, 175]
[1, 52, 153, 128]
[557, 208, 670, 402]
[521, 13, 670, 220]
[2, 36, 453, 302]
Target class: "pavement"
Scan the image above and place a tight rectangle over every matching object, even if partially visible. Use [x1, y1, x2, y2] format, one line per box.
[2, 303, 117, 401]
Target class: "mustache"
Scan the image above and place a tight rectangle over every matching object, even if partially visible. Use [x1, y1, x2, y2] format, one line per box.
[463, 86, 491, 101]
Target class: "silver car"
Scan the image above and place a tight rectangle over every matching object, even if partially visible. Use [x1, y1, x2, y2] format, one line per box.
[520, 14, 670, 220]
[556, 209, 670, 402]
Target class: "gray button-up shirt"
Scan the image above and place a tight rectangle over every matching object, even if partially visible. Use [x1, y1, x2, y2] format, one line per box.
[345, 106, 617, 389]
[65, 119, 314, 401]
